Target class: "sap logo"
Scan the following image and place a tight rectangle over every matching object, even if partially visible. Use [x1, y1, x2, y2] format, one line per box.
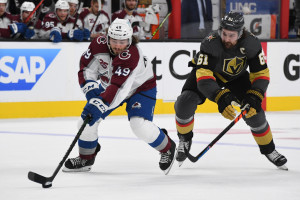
[0, 49, 60, 91]
[230, 2, 257, 13]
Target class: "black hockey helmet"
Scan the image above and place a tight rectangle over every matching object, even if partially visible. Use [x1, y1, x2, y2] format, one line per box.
[220, 11, 244, 32]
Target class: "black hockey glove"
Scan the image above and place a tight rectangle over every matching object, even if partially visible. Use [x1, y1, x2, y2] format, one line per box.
[214, 89, 239, 120]
[242, 88, 264, 118]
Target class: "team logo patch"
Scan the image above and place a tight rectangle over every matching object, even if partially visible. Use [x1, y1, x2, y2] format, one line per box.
[206, 34, 216, 41]
[96, 36, 106, 44]
[132, 102, 142, 109]
[223, 56, 246, 76]
[119, 50, 131, 60]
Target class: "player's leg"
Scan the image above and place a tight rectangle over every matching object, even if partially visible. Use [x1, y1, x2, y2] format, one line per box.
[227, 72, 287, 169]
[243, 111, 287, 169]
[63, 109, 114, 172]
[174, 69, 206, 165]
[127, 87, 176, 174]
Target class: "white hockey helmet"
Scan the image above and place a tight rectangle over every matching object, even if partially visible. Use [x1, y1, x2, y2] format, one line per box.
[107, 18, 133, 54]
[67, 0, 78, 4]
[55, 0, 70, 10]
[0, 0, 7, 3]
[55, 0, 70, 21]
[20, 1, 36, 21]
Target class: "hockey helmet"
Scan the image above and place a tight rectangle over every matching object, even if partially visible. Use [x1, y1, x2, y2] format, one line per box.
[67, 0, 79, 4]
[220, 12, 244, 31]
[55, 0, 70, 21]
[20, 1, 36, 21]
[55, 0, 70, 11]
[107, 18, 133, 54]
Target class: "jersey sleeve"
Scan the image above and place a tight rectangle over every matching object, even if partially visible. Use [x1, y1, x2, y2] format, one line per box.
[195, 37, 223, 102]
[78, 37, 104, 86]
[245, 36, 270, 93]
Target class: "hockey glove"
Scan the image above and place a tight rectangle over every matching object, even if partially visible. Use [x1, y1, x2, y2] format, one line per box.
[68, 29, 84, 41]
[23, 27, 35, 39]
[83, 28, 90, 40]
[214, 89, 239, 120]
[81, 81, 104, 101]
[242, 88, 264, 118]
[81, 98, 108, 126]
[9, 23, 27, 34]
[50, 27, 62, 43]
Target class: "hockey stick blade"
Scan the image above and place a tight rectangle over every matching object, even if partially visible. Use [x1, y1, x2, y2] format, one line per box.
[184, 105, 249, 163]
[27, 115, 91, 188]
[28, 171, 53, 188]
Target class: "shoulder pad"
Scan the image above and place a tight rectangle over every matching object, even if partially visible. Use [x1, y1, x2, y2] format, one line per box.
[200, 31, 222, 57]
[240, 30, 262, 59]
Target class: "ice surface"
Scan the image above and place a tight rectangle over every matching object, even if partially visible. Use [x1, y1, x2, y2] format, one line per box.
[1, 111, 299, 200]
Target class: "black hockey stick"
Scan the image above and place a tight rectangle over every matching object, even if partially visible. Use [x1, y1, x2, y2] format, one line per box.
[150, 0, 172, 39]
[184, 105, 250, 162]
[28, 115, 91, 188]
[72, 0, 83, 29]
[90, 0, 102, 33]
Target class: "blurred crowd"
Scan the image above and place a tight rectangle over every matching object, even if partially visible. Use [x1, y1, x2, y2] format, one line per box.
[0, 0, 161, 42]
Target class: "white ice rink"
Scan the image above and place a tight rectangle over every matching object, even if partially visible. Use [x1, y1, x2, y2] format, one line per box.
[1, 111, 300, 200]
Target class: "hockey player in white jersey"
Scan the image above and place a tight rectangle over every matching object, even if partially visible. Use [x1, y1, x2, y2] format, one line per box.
[63, 18, 176, 175]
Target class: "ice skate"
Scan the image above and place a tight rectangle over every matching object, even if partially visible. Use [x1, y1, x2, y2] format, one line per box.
[159, 138, 176, 175]
[265, 149, 288, 170]
[176, 134, 192, 167]
[62, 143, 101, 172]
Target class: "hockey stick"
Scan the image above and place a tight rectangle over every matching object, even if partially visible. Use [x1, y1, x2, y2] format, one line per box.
[150, 0, 172, 39]
[72, 0, 84, 29]
[90, 0, 102, 33]
[28, 115, 91, 188]
[184, 105, 250, 163]
[25, 0, 45, 24]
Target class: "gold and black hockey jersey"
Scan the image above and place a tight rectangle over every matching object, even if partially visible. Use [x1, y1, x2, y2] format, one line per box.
[193, 30, 270, 101]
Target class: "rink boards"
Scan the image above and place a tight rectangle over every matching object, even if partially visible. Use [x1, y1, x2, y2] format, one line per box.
[0, 41, 299, 118]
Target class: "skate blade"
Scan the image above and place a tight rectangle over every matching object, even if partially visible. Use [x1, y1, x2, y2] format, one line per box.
[277, 164, 288, 171]
[62, 166, 92, 172]
[163, 148, 178, 175]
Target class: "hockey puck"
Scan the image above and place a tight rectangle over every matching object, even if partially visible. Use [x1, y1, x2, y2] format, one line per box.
[42, 182, 52, 188]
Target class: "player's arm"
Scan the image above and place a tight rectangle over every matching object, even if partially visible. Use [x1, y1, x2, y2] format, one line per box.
[196, 51, 238, 120]
[243, 49, 269, 118]
[78, 38, 104, 101]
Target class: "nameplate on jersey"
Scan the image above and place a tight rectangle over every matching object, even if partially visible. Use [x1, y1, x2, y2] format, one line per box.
[223, 56, 246, 76]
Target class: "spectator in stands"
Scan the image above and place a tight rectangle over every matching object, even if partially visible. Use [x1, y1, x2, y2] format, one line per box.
[181, 0, 213, 39]
[77, 0, 110, 39]
[11, 1, 43, 39]
[39, 0, 89, 42]
[112, 0, 146, 39]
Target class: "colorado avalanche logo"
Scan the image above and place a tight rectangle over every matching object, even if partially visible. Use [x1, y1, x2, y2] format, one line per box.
[132, 102, 142, 109]
[97, 36, 107, 44]
[119, 50, 131, 60]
